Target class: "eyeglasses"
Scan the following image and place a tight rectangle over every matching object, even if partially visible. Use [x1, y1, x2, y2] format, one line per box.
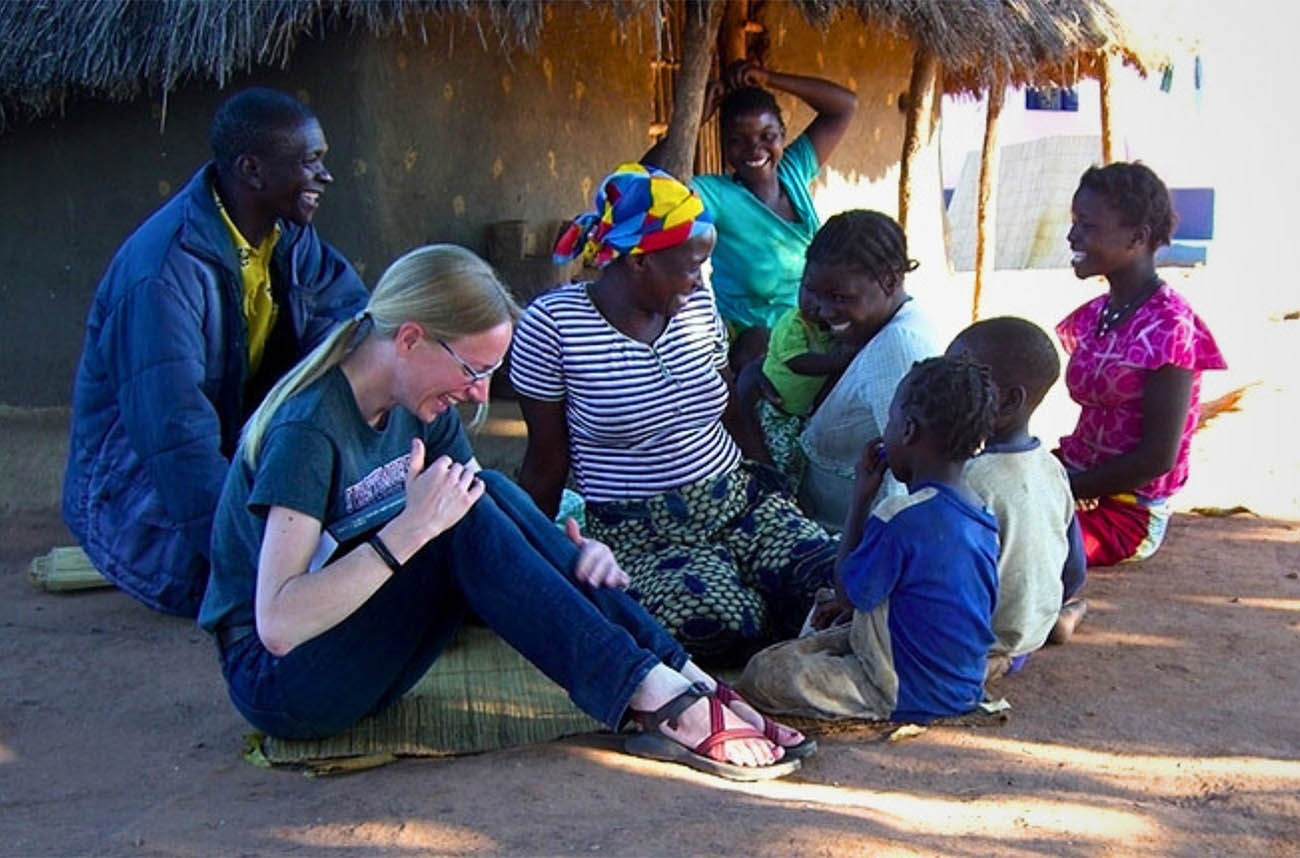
[437, 338, 503, 384]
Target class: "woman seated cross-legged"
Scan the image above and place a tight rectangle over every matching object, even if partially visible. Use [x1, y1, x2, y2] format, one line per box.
[197, 244, 808, 781]
[510, 162, 840, 687]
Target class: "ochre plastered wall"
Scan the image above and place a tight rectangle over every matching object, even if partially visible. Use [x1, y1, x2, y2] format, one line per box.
[0, 6, 654, 406]
[0, 5, 945, 408]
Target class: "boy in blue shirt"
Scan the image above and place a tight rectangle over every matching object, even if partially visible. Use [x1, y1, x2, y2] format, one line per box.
[736, 356, 1000, 722]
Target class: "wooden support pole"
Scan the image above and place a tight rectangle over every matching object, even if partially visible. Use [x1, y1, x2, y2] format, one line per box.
[1099, 51, 1115, 164]
[656, 0, 723, 182]
[971, 76, 1004, 322]
[898, 45, 940, 234]
[720, 0, 748, 68]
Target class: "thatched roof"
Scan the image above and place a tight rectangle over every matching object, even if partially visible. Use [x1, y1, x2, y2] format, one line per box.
[0, 0, 556, 128]
[0, 0, 1172, 129]
[797, 0, 1170, 96]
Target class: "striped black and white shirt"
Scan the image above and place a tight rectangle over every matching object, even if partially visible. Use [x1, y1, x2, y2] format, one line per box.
[509, 281, 741, 502]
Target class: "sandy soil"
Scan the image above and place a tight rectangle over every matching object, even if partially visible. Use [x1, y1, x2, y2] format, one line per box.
[2, 268, 1298, 857]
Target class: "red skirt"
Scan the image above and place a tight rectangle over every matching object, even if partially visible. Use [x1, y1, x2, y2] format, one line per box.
[1077, 494, 1171, 567]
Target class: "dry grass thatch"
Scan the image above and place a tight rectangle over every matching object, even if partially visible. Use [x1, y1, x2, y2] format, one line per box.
[794, 0, 1169, 96]
[0, 0, 564, 128]
[0, 0, 1170, 129]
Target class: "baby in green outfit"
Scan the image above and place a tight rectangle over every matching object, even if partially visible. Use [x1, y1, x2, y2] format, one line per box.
[755, 286, 854, 480]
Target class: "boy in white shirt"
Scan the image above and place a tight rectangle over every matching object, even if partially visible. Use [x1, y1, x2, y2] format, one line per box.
[947, 317, 1088, 679]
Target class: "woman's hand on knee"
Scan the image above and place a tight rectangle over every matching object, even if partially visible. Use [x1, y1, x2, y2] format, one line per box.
[565, 518, 630, 589]
[390, 439, 485, 551]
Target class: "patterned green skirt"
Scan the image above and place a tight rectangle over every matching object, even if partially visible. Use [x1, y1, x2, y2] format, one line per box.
[756, 398, 807, 488]
[585, 462, 838, 665]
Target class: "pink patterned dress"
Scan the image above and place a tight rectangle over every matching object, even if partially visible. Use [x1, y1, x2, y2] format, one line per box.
[1057, 283, 1226, 564]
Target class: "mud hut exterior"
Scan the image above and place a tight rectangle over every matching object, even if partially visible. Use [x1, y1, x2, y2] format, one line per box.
[0, 0, 1161, 408]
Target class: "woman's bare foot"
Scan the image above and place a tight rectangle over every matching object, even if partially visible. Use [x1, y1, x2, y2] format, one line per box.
[678, 663, 807, 749]
[1049, 598, 1088, 645]
[629, 668, 782, 768]
[660, 692, 783, 767]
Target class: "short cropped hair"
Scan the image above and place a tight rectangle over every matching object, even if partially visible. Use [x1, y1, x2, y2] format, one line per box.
[1078, 161, 1177, 249]
[949, 316, 1060, 410]
[210, 88, 316, 176]
[897, 356, 997, 462]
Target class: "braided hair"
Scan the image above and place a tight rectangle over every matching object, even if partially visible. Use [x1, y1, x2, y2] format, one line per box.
[897, 356, 997, 462]
[720, 86, 785, 135]
[1078, 162, 1177, 250]
[805, 210, 919, 289]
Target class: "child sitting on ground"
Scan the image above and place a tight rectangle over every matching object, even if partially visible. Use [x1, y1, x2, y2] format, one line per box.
[734, 356, 999, 723]
[751, 284, 854, 478]
[946, 317, 1088, 680]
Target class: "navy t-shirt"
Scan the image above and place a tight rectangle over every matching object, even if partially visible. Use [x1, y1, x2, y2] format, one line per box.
[198, 367, 472, 633]
[840, 482, 999, 722]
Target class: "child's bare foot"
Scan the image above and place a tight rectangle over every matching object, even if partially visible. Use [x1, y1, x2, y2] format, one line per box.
[1049, 598, 1088, 645]
[985, 653, 1013, 682]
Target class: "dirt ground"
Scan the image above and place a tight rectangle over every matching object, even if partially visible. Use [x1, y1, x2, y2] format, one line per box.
[3, 267, 1298, 857]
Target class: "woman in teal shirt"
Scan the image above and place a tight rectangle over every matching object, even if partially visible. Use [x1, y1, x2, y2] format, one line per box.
[652, 61, 856, 369]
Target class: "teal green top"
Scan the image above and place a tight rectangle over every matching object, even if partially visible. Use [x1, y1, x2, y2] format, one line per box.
[761, 306, 835, 417]
[692, 134, 821, 331]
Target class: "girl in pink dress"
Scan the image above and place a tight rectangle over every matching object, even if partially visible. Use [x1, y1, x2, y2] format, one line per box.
[1058, 162, 1226, 566]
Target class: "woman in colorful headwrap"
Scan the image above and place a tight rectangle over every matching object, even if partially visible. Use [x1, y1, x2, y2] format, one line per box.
[511, 163, 839, 690]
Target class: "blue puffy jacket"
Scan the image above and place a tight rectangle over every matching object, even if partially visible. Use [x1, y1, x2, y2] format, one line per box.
[62, 164, 368, 616]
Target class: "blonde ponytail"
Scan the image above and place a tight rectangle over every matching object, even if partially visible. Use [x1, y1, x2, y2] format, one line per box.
[239, 244, 520, 467]
[240, 314, 365, 467]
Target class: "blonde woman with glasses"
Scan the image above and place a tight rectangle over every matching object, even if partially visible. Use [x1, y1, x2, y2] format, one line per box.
[197, 244, 800, 781]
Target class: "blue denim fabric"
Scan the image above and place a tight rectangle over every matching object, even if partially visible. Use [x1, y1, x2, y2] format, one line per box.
[220, 470, 688, 740]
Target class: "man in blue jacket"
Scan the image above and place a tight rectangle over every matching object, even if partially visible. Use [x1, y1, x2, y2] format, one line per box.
[62, 88, 368, 616]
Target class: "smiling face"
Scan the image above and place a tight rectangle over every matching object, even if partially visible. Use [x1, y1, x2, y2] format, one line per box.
[636, 231, 716, 318]
[722, 110, 786, 187]
[801, 261, 899, 346]
[395, 321, 513, 422]
[1067, 186, 1150, 280]
[254, 118, 332, 227]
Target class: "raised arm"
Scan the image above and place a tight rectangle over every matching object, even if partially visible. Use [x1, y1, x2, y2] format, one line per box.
[516, 395, 572, 519]
[729, 62, 857, 165]
[1068, 365, 1193, 499]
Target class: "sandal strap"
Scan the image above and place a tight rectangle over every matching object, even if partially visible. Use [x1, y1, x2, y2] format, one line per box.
[695, 724, 770, 763]
[631, 681, 713, 732]
[696, 695, 767, 761]
[713, 680, 781, 743]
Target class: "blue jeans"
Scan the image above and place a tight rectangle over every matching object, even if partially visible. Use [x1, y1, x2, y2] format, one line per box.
[221, 470, 689, 740]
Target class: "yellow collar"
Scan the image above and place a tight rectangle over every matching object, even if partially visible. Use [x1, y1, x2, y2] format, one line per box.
[212, 185, 280, 267]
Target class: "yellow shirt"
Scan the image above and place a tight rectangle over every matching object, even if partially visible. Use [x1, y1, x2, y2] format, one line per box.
[213, 187, 281, 376]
